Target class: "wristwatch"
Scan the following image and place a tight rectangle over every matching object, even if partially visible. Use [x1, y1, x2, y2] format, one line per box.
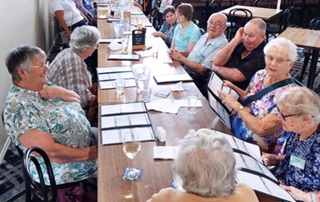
[238, 105, 244, 112]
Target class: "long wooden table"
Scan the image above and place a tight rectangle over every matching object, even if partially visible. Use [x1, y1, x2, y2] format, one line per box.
[96, 7, 231, 202]
[220, 5, 282, 21]
[278, 27, 320, 89]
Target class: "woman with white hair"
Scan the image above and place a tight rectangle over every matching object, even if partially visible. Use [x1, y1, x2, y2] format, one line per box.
[219, 37, 299, 155]
[261, 86, 320, 202]
[147, 129, 258, 202]
[47, 25, 100, 125]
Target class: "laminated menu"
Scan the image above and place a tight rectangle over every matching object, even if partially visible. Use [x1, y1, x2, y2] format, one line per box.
[100, 102, 156, 145]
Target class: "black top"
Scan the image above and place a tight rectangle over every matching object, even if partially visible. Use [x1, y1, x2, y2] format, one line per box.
[222, 41, 266, 90]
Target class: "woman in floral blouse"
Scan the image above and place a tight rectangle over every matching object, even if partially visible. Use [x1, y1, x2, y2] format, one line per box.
[218, 37, 298, 155]
[3, 45, 97, 185]
[262, 86, 320, 202]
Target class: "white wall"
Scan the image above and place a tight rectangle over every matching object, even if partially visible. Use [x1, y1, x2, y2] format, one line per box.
[0, 0, 55, 160]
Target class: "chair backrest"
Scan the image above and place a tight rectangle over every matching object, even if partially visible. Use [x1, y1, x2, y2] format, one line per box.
[310, 17, 320, 30]
[229, 0, 246, 6]
[23, 147, 58, 202]
[211, 0, 222, 12]
[253, 0, 274, 8]
[228, 8, 252, 39]
[279, 6, 298, 33]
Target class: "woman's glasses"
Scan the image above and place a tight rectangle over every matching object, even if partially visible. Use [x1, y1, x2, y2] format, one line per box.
[276, 107, 302, 121]
[31, 61, 49, 69]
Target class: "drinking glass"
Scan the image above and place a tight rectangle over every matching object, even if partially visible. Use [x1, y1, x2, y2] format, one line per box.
[132, 64, 151, 94]
[187, 89, 198, 107]
[122, 130, 142, 180]
[115, 78, 126, 95]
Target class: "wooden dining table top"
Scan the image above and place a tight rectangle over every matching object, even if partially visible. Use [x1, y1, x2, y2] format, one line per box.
[278, 27, 320, 50]
[220, 5, 282, 21]
[96, 6, 231, 202]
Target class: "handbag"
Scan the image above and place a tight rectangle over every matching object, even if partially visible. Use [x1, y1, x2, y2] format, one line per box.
[59, 31, 70, 45]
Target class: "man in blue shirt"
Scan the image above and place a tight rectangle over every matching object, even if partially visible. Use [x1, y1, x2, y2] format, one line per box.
[170, 13, 228, 97]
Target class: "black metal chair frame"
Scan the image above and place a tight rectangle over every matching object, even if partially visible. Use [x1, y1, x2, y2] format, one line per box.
[23, 147, 97, 202]
[252, 0, 274, 8]
[227, 8, 252, 41]
[266, 6, 299, 42]
[23, 147, 58, 201]
[299, 17, 320, 81]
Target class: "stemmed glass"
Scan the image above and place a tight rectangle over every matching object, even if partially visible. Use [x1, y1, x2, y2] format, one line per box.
[122, 130, 142, 181]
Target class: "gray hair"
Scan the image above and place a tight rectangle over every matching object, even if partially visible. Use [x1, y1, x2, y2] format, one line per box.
[276, 86, 320, 124]
[173, 129, 236, 198]
[163, 5, 175, 18]
[5, 45, 46, 83]
[246, 18, 266, 34]
[263, 37, 297, 62]
[69, 25, 101, 53]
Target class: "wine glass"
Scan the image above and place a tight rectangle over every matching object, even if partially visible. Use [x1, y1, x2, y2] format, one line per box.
[122, 130, 142, 180]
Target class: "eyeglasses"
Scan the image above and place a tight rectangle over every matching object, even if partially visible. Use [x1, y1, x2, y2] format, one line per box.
[276, 107, 302, 121]
[31, 61, 49, 69]
[207, 21, 224, 27]
[265, 55, 291, 65]
[95, 43, 99, 49]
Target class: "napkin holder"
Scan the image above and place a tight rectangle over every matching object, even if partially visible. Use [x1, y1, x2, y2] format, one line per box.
[132, 24, 146, 50]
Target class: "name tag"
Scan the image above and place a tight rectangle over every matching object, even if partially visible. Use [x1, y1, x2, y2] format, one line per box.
[289, 155, 306, 170]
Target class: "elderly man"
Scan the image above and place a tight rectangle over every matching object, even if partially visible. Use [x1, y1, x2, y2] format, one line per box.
[212, 18, 266, 90]
[170, 13, 228, 97]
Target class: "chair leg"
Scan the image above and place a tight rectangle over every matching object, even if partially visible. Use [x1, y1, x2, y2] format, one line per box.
[25, 184, 32, 202]
[299, 53, 311, 81]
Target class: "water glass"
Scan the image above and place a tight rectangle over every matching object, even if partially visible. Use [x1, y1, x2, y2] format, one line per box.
[113, 22, 124, 38]
[133, 64, 151, 94]
[187, 89, 198, 107]
[141, 88, 152, 102]
[115, 78, 126, 95]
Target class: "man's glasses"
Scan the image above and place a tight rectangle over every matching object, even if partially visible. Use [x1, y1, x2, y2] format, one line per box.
[265, 55, 291, 65]
[31, 61, 49, 69]
[207, 21, 224, 27]
[276, 107, 302, 121]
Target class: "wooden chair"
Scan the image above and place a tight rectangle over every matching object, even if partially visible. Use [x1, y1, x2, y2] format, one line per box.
[226, 8, 252, 41]
[298, 17, 320, 81]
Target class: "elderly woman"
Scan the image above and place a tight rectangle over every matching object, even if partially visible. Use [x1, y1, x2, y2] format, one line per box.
[147, 129, 258, 202]
[152, 6, 177, 47]
[261, 86, 320, 202]
[47, 26, 100, 110]
[169, 3, 200, 57]
[219, 37, 298, 155]
[3, 45, 97, 185]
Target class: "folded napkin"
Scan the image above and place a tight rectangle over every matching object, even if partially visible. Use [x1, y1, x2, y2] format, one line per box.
[146, 99, 179, 114]
[153, 146, 179, 159]
[170, 82, 185, 92]
[173, 100, 202, 108]
[108, 40, 122, 51]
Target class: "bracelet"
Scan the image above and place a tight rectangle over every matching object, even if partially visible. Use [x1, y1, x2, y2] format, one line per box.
[311, 192, 316, 202]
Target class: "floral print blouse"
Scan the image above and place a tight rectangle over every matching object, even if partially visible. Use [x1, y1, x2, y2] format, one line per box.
[231, 69, 295, 154]
[3, 82, 97, 185]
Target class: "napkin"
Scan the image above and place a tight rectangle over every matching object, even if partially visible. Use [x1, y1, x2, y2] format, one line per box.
[170, 82, 185, 91]
[146, 99, 179, 114]
[108, 40, 122, 51]
[153, 146, 179, 159]
[173, 100, 202, 108]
